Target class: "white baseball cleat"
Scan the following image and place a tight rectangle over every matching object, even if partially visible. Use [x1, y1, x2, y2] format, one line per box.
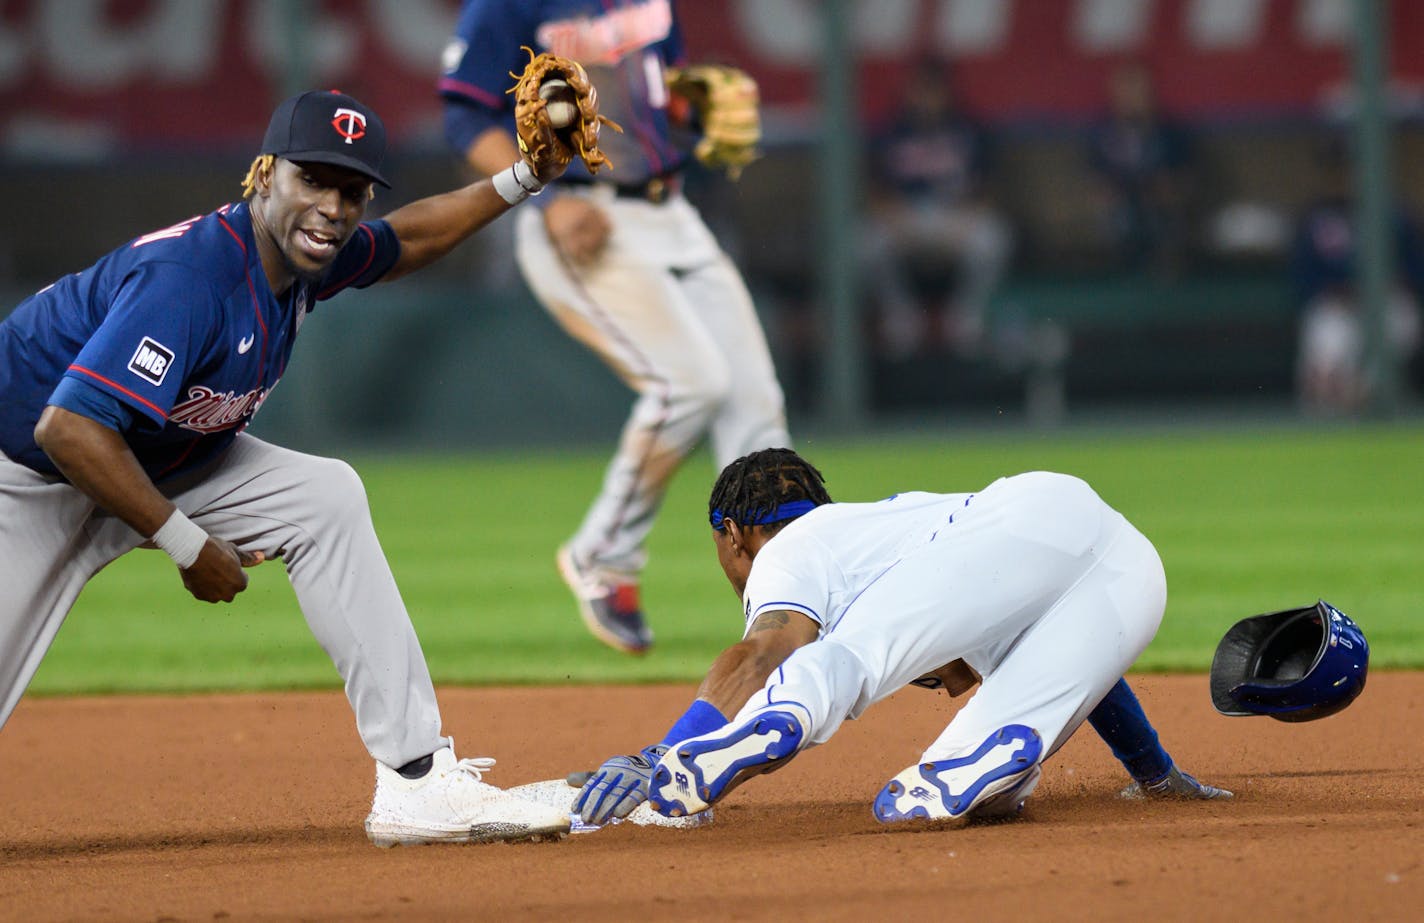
[365, 746, 571, 846]
[873, 724, 1043, 824]
[648, 703, 811, 817]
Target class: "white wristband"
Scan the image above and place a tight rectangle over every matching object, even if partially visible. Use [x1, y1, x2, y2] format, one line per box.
[493, 161, 545, 205]
[151, 508, 208, 570]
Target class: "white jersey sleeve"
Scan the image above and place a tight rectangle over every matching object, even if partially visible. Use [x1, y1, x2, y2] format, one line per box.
[738, 491, 972, 638]
[739, 526, 839, 635]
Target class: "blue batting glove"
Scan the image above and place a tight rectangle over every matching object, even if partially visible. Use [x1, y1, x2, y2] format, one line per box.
[573, 744, 669, 825]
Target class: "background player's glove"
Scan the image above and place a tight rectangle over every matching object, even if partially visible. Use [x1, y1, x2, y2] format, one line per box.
[509, 47, 623, 180]
[667, 64, 762, 180]
[572, 744, 668, 825]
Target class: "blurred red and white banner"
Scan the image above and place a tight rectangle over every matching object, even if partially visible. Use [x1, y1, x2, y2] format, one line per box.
[700, 0, 1424, 122]
[2, 0, 1421, 153]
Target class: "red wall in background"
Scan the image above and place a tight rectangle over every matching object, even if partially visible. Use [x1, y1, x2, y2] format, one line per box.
[685, 0, 1424, 123]
[2, 0, 1420, 151]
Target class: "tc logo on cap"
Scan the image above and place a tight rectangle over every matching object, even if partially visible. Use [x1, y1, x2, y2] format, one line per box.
[331, 108, 367, 144]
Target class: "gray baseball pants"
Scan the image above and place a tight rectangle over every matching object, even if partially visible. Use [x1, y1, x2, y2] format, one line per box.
[0, 435, 445, 768]
[515, 188, 789, 578]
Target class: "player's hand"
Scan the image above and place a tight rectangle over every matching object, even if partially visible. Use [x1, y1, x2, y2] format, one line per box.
[544, 196, 610, 266]
[1120, 765, 1234, 800]
[573, 744, 668, 825]
[179, 537, 265, 604]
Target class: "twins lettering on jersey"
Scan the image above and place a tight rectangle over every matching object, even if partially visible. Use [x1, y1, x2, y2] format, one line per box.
[536, 0, 671, 63]
[125, 329, 267, 431]
[170, 385, 268, 434]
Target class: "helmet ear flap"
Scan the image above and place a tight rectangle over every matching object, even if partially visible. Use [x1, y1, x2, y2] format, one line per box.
[1210, 600, 1369, 722]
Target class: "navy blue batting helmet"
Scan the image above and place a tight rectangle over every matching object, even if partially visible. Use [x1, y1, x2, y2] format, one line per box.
[1210, 600, 1368, 722]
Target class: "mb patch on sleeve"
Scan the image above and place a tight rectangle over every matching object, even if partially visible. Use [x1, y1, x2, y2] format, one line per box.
[128, 337, 175, 385]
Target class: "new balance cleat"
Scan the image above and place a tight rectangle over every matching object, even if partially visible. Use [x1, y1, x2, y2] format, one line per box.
[557, 545, 653, 654]
[1119, 765, 1233, 800]
[365, 746, 572, 846]
[648, 704, 810, 817]
[874, 724, 1043, 824]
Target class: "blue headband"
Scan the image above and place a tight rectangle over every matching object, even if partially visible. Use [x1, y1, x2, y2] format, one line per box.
[710, 499, 820, 531]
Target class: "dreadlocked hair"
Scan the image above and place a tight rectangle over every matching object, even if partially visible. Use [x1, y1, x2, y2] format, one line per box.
[241, 155, 275, 199]
[240, 154, 375, 200]
[708, 448, 832, 535]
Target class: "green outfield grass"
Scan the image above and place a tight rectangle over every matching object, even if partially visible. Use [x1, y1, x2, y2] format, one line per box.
[26, 421, 1424, 696]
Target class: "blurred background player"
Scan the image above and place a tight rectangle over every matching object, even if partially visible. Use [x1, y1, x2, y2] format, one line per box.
[439, 0, 790, 655]
[0, 88, 578, 846]
[1086, 62, 1196, 276]
[860, 56, 1014, 358]
[1290, 139, 1424, 415]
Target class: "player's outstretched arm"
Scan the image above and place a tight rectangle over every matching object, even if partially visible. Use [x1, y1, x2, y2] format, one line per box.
[379, 174, 542, 282]
[33, 406, 263, 602]
[464, 125, 612, 268]
[573, 609, 817, 825]
[694, 610, 820, 718]
[380, 111, 572, 282]
[383, 50, 617, 281]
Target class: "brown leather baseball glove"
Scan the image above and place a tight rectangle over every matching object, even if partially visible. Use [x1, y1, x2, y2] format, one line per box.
[508, 47, 622, 180]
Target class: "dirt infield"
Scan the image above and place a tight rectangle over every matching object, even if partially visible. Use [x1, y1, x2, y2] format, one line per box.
[1, 674, 1419, 922]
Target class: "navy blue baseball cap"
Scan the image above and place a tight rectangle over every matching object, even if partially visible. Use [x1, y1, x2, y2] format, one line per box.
[261, 89, 390, 187]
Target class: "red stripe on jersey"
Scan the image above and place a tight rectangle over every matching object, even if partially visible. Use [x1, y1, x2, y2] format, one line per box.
[216, 213, 247, 255]
[67, 365, 169, 419]
[217, 212, 269, 386]
[437, 76, 504, 108]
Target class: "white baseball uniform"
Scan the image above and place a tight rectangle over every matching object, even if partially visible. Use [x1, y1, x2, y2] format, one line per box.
[732, 471, 1167, 763]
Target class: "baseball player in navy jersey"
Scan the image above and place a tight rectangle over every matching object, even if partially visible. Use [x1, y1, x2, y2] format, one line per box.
[440, 0, 791, 655]
[0, 88, 584, 846]
[573, 448, 1231, 827]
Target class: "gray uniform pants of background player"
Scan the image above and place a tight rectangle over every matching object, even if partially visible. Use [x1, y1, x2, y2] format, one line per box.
[0, 437, 446, 769]
[516, 188, 790, 578]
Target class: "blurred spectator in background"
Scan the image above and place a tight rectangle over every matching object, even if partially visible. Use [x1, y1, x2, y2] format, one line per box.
[1087, 62, 1194, 274]
[860, 56, 1013, 358]
[1291, 140, 1424, 415]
